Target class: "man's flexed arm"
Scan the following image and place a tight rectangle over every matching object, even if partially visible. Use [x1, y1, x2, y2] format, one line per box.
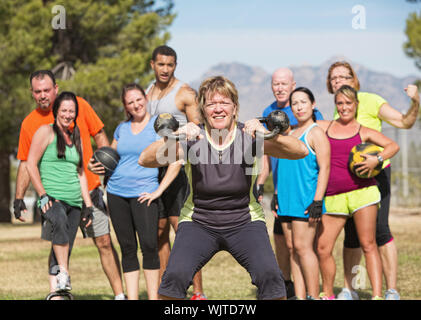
[178, 85, 202, 125]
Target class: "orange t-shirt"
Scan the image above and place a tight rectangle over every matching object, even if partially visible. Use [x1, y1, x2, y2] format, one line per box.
[17, 96, 104, 191]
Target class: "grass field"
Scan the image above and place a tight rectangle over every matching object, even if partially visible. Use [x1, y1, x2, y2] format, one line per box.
[1, 204, 420, 300]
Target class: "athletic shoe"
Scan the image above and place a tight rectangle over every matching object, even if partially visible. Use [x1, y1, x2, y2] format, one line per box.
[285, 280, 295, 299]
[336, 288, 359, 300]
[56, 270, 71, 292]
[114, 293, 127, 300]
[319, 292, 335, 300]
[306, 295, 316, 300]
[372, 295, 384, 300]
[190, 293, 207, 300]
[385, 289, 400, 300]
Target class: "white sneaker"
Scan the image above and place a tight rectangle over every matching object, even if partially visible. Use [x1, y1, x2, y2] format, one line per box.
[385, 289, 400, 300]
[114, 293, 127, 300]
[336, 288, 359, 300]
[56, 270, 71, 292]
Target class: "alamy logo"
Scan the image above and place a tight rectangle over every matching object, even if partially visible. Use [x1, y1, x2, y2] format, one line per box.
[51, 5, 66, 30]
[352, 5, 366, 30]
[351, 265, 367, 290]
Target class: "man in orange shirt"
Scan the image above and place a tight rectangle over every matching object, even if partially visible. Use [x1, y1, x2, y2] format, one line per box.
[14, 70, 124, 299]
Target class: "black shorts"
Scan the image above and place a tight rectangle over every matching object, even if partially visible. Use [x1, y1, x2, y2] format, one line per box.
[277, 216, 309, 223]
[158, 221, 286, 299]
[158, 166, 190, 219]
[344, 166, 393, 248]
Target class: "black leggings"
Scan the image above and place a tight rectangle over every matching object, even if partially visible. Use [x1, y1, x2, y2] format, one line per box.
[158, 221, 286, 300]
[344, 166, 393, 248]
[107, 193, 160, 272]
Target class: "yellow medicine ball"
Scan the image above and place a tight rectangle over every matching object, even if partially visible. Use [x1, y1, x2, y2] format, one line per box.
[348, 143, 383, 178]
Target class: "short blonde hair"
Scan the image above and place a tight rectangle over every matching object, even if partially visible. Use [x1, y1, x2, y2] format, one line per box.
[197, 76, 239, 123]
[334, 85, 359, 119]
[334, 85, 359, 104]
[326, 61, 360, 94]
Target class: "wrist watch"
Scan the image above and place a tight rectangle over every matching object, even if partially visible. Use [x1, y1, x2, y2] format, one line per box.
[376, 154, 384, 165]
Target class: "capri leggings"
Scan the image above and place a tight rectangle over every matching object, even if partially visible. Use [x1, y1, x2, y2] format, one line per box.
[41, 201, 81, 275]
[158, 221, 286, 300]
[344, 166, 393, 248]
[107, 192, 160, 272]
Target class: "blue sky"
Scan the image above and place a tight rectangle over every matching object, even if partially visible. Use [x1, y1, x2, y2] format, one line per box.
[166, 0, 421, 81]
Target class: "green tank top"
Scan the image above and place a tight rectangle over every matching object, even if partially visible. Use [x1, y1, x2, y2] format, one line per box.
[39, 133, 82, 208]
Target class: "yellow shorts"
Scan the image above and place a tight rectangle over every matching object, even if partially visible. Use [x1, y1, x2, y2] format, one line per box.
[324, 185, 380, 217]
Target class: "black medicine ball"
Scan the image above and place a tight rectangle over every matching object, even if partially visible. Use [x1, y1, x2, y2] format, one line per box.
[92, 147, 120, 176]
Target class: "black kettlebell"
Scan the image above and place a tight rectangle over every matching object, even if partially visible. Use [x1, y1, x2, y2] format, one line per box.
[153, 113, 185, 140]
[257, 110, 290, 139]
[45, 291, 74, 300]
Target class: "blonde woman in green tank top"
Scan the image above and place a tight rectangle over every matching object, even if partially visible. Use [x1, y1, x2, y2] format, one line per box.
[27, 92, 94, 295]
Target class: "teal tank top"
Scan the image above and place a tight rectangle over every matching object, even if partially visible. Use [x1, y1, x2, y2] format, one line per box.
[276, 123, 326, 218]
[39, 133, 82, 208]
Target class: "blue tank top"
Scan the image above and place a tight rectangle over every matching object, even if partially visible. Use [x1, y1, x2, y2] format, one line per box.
[276, 123, 326, 218]
[262, 101, 324, 190]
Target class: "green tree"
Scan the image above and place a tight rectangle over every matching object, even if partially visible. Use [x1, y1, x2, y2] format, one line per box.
[404, 1, 421, 88]
[0, 0, 175, 222]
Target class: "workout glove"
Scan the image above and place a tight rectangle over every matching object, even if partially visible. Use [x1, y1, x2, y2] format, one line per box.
[256, 184, 264, 198]
[80, 206, 94, 229]
[271, 194, 278, 213]
[38, 194, 55, 212]
[254, 184, 264, 203]
[13, 199, 27, 219]
[305, 200, 323, 220]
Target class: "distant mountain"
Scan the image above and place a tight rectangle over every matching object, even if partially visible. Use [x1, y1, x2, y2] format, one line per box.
[189, 56, 419, 123]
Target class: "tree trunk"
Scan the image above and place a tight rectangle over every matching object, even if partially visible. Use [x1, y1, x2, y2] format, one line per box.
[0, 151, 11, 222]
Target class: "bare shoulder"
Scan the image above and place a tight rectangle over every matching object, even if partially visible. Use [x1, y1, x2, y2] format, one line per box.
[33, 124, 54, 143]
[178, 84, 197, 100]
[359, 125, 378, 140]
[360, 125, 377, 135]
[37, 124, 54, 135]
[308, 124, 328, 146]
[176, 83, 199, 116]
[316, 120, 330, 131]
[309, 125, 326, 138]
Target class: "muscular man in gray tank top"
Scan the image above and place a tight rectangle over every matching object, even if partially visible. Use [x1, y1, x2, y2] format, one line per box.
[146, 45, 206, 300]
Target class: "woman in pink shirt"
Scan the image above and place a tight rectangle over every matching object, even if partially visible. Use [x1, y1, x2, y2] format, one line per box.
[316, 85, 400, 300]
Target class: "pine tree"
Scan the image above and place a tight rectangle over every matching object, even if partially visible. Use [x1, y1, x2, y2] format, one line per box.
[0, 0, 175, 222]
[404, 1, 421, 88]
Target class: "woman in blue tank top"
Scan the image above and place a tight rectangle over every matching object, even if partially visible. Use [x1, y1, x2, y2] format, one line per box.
[100, 83, 181, 300]
[276, 87, 331, 300]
